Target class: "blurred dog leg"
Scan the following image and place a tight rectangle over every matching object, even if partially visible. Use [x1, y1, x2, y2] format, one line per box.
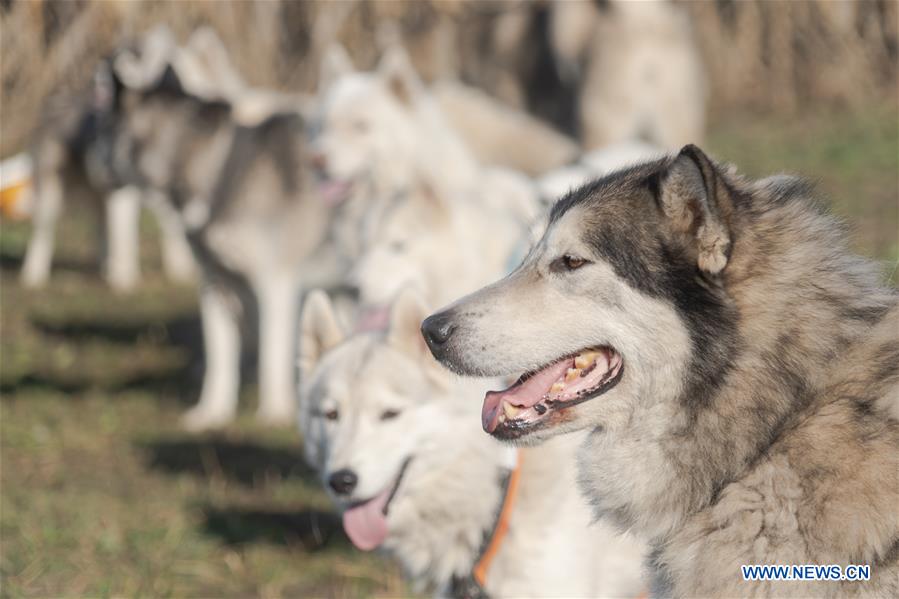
[144, 190, 195, 284]
[104, 185, 141, 292]
[182, 284, 242, 431]
[254, 272, 300, 426]
[20, 169, 63, 288]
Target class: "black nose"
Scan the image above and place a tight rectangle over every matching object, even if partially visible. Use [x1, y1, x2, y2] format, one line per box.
[328, 469, 358, 495]
[421, 311, 456, 354]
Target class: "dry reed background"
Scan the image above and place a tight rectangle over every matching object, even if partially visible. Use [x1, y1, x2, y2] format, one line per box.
[1, 0, 897, 157]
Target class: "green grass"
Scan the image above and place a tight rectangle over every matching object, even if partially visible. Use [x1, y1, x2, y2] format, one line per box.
[1, 106, 896, 598]
[0, 214, 408, 597]
[707, 103, 899, 267]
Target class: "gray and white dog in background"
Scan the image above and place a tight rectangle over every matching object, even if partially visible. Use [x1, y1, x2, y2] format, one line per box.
[20, 27, 197, 292]
[110, 42, 340, 430]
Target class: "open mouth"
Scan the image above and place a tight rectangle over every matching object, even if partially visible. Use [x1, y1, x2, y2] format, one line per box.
[341, 457, 412, 551]
[482, 347, 623, 440]
[317, 174, 354, 206]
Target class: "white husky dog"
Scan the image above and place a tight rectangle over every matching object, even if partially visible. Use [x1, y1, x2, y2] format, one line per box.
[349, 177, 534, 329]
[310, 44, 538, 268]
[311, 44, 538, 328]
[298, 288, 646, 597]
[311, 43, 477, 222]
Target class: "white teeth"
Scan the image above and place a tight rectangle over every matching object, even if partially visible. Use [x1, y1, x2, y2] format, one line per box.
[550, 381, 566, 395]
[565, 368, 581, 382]
[574, 351, 599, 369]
[503, 402, 521, 419]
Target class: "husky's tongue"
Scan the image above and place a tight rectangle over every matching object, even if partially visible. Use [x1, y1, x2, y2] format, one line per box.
[318, 179, 351, 206]
[354, 305, 391, 333]
[342, 486, 391, 551]
[482, 359, 571, 432]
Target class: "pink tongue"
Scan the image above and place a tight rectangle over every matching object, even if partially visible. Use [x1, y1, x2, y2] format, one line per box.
[319, 180, 350, 206]
[354, 305, 391, 333]
[482, 359, 572, 432]
[342, 486, 391, 551]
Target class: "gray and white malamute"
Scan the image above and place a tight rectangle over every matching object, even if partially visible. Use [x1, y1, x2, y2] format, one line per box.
[20, 30, 196, 291]
[423, 145, 898, 597]
[112, 56, 343, 430]
[299, 288, 646, 597]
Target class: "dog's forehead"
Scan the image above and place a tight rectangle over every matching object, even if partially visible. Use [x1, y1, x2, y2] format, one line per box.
[323, 74, 377, 116]
[541, 203, 591, 253]
[311, 337, 424, 405]
[310, 337, 375, 401]
[549, 160, 666, 223]
[540, 160, 667, 253]
[326, 72, 403, 119]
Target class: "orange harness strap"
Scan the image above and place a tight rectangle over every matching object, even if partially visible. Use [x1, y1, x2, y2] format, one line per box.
[467, 452, 647, 598]
[472, 451, 523, 588]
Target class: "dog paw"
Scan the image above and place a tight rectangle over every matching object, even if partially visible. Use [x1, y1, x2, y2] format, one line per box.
[181, 404, 235, 432]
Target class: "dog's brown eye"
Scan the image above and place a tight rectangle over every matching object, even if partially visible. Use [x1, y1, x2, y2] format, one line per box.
[380, 409, 401, 421]
[323, 408, 339, 421]
[565, 256, 586, 269]
[554, 254, 588, 271]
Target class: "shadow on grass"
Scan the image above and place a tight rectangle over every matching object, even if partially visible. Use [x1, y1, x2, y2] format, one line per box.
[30, 313, 202, 345]
[140, 437, 319, 487]
[0, 328, 202, 397]
[0, 248, 98, 277]
[202, 505, 345, 550]
[0, 369, 199, 397]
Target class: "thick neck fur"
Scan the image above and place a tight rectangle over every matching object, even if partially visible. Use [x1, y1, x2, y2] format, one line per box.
[585, 175, 897, 543]
[384, 404, 509, 593]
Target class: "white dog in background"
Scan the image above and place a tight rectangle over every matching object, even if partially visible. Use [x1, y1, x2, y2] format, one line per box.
[310, 44, 541, 327]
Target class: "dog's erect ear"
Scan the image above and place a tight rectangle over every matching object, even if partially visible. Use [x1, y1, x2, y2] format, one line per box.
[319, 43, 354, 90]
[387, 287, 431, 357]
[299, 290, 345, 381]
[179, 26, 245, 98]
[659, 145, 733, 275]
[113, 25, 176, 91]
[388, 287, 452, 389]
[377, 45, 422, 107]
